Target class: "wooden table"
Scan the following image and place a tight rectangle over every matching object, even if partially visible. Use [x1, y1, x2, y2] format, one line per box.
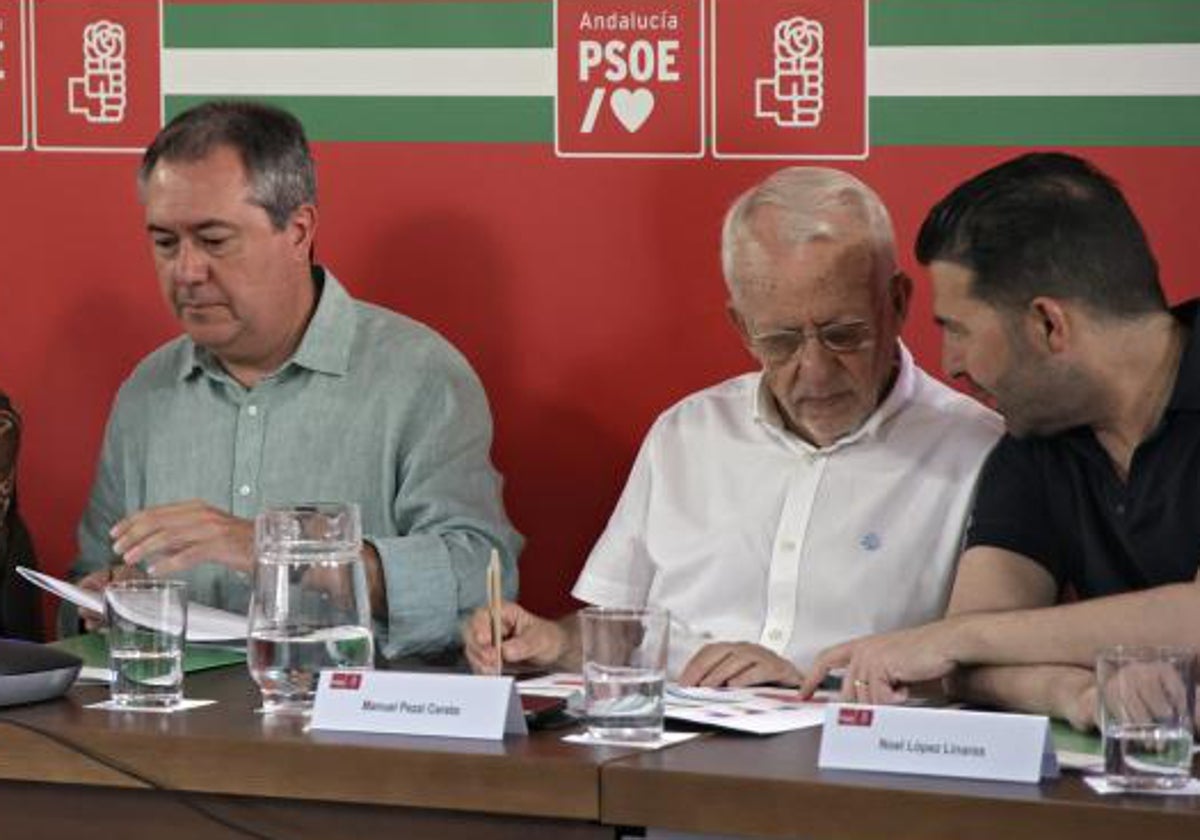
[3, 665, 1199, 839]
[0, 666, 633, 839]
[602, 726, 1200, 840]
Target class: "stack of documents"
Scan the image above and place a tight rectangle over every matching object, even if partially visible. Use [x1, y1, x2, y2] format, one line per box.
[17, 567, 247, 642]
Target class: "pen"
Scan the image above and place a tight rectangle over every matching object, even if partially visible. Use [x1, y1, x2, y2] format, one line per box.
[486, 548, 503, 676]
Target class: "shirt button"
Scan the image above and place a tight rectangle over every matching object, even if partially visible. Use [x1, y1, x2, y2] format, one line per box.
[238, 484, 252, 497]
[768, 629, 784, 642]
[1115, 503, 1126, 515]
[780, 539, 797, 553]
[247, 405, 259, 417]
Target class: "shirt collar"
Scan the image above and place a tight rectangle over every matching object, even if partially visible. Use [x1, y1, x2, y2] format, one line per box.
[752, 340, 916, 453]
[289, 267, 356, 376]
[177, 265, 356, 382]
[1167, 298, 1200, 413]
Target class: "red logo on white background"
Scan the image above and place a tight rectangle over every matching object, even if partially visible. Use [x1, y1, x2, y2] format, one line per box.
[556, 0, 704, 158]
[712, 0, 867, 159]
[330, 672, 363, 691]
[0, 0, 27, 149]
[31, 0, 160, 152]
[838, 707, 874, 727]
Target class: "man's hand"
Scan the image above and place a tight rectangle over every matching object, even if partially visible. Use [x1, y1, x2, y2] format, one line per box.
[461, 602, 571, 674]
[678, 642, 802, 688]
[800, 620, 962, 704]
[1050, 670, 1099, 732]
[110, 500, 254, 576]
[75, 563, 146, 630]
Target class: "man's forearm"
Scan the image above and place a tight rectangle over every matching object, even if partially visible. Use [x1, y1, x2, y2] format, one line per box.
[951, 664, 1096, 729]
[950, 582, 1200, 668]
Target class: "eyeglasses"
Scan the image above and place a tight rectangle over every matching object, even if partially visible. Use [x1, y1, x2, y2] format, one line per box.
[747, 320, 874, 364]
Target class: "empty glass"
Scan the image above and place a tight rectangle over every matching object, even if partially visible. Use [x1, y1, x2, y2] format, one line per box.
[248, 503, 374, 714]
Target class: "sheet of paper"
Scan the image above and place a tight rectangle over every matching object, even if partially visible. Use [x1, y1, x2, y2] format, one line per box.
[77, 666, 113, 683]
[519, 674, 826, 735]
[1084, 776, 1200, 796]
[563, 731, 701, 750]
[666, 686, 826, 734]
[84, 698, 217, 714]
[17, 566, 247, 642]
[1057, 750, 1104, 772]
[517, 673, 585, 698]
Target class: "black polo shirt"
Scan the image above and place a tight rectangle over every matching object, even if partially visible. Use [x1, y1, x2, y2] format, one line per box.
[965, 299, 1200, 598]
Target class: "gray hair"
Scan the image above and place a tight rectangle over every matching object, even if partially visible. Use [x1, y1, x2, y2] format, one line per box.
[721, 167, 897, 295]
[138, 100, 317, 230]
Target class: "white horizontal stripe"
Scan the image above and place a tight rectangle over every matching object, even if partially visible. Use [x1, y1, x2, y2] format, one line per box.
[162, 48, 556, 97]
[163, 44, 1200, 99]
[870, 44, 1200, 97]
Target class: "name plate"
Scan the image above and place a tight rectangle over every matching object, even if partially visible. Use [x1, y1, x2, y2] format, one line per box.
[310, 671, 528, 740]
[818, 704, 1058, 784]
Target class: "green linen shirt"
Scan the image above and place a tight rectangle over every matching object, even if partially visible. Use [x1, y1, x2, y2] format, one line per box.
[72, 268, 521, 658]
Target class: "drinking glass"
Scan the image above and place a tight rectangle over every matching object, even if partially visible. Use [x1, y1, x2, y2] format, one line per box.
[248, 503, 374, 714]
[105, 579, 187, 708]
[580, 606, 669, 742]
[1097, 645, 1196, 789]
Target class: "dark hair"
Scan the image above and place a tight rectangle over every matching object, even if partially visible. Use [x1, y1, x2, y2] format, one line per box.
[139, 100, 317, 230]
[915, 152, 1164, 317]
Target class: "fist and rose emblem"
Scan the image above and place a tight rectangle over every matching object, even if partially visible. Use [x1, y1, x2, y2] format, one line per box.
[68, 19, 128, 124]
[577, 13, 825, 136]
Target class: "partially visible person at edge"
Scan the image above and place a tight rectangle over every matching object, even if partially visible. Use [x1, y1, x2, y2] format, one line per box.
[66, 101, 521, 658]
[801, 152, 1200, 731]
[1, 392, 43, 642]
[462, 167, 1002, 686]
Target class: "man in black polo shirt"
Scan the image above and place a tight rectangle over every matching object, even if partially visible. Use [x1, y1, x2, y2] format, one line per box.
[801, 153, 1198, 729]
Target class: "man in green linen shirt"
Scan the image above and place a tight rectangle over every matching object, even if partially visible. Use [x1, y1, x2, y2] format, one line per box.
[69, 101, 521, 658]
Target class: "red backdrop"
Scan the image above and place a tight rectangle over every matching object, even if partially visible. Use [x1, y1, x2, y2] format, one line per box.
[0, 143, 1196, 626]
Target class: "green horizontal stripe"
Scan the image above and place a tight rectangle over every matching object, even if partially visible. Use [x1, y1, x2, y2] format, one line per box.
[871, 97, 1200, 145]
[165, 0, 1200, 49]
[164, 95, 553, 143]
[164, 95, 1199, 146]
[870, 0, 1200, 46]
[165, 2, 552, 49]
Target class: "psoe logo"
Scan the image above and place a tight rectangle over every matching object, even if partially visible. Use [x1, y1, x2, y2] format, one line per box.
[330, 672, 364, 691]
[756, 16, 823, 129]
[555, 0, 705, 159]
[837, 707, 874, 727]
[67, 19, 125, 124]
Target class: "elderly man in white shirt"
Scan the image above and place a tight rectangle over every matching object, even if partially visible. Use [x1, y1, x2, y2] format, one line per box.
[464, 167, 1002, 686]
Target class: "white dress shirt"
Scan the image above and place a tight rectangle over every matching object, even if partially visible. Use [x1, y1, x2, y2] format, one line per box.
[572, 343, 1003, 675]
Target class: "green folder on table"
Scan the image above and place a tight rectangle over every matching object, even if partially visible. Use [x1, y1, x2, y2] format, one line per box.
[52, 633, 246, 674]
[1051, 720, 1101, 755]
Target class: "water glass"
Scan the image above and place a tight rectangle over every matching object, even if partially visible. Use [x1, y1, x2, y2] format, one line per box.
[248, 503, 374, 714]
[581, 606, 669, 742]
[105, 579, 187, 708]
[1097, 645, 1196, 789]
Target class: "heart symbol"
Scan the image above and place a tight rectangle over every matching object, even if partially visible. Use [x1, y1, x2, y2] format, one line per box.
[610, 88, 655, 133]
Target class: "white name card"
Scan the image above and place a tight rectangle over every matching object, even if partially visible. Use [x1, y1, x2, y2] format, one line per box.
[818, 704, 1059, 784]
[309, 671, 528, 740]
